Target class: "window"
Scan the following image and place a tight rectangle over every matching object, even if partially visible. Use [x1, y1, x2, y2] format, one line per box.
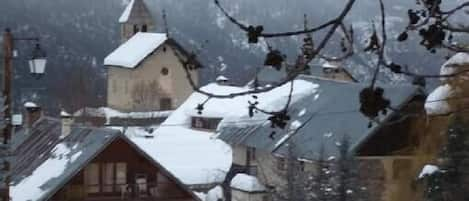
[299, 161, 305, 172]
[102, 163, 115, 192]
[277, 158, 286, 171]
[85, 163, 100, 193]
[247, 147, 256, 161]
[84, 162, 127, 194]
[160, 98, 172, 110]
[133, 25, 139, 34]
[161, 67, 169, 76]
[191, 117, 222, 131]
[142, 24, 148, 32]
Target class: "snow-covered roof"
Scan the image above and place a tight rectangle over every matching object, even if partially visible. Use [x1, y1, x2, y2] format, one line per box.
[218, 76, 420, 160]
[425, 84, 453, 115]
[24, 102, 38, 108]
[104, 32, 168, 68]
[230, 174, 266, 192]
[127, 126, 232, 185]
[11, 118, 121, 201]
[119, 0, 135, 23]
[74, 107, 173, 125]
[322, 60, 341, 69]
[121, 79, 317, 186]
[216, 75, 229, 82]
[11, 117, 200, 201]
[418, 164, 440, 179]
[60, 110, 71, 117]
[440, 52, 469, 81]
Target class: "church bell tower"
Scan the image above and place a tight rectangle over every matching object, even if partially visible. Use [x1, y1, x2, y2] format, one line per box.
[118, 0, 156, 43]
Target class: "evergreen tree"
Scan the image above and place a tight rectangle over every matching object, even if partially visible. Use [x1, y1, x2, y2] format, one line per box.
[332, 135, 368, 201]
[308, 144, 334, 201]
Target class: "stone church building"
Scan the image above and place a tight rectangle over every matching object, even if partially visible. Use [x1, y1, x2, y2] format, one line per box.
[104, 0, 199, 112]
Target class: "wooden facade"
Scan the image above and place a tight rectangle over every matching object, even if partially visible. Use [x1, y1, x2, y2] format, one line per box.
[50, 138, 196, 201]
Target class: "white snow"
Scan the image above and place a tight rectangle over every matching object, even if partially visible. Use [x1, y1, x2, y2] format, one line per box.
[425, 84, 453, 115]
[60, 110, 71, 117]
[298, 108, 307, 117]
[128, 127, 232, 185]
[230, 173, 266, 192]
[206, 186, 225, 201]
[74, 107, 172, 125]
[24, 102, 38, 108]
[104, 32, 168, 68]
[216, 75, 229, 82]
[11, 143, 81, 201]
[119, 0, 134, 23]
[120, 78, 317, 186]
[194, 191, 207, 201]
[322, 60, 341, 69]
[418, 164, 440, 179]
[440, 52, 469, 81]
[290, 120, 302, 129]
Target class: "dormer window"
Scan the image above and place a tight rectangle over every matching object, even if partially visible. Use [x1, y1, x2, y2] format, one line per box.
[191, 117, 222, 131]
[142, 24, 148, 32]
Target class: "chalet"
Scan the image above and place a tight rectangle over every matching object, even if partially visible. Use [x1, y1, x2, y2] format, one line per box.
[215, 75, 426, 201]
[105, 0, 199, 113]
[11, 109, 201, 201]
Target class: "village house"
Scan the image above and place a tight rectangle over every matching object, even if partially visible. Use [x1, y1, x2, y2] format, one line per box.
[257, 59, 356, 86]
[10, 106, 201, 201]
[104, 0, 199, 113]
[212, 75, 427, 201]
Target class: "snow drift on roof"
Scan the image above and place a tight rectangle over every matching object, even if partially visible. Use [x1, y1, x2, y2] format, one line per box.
[440, 52, 469, 81]
[425, 84, 453, 115]
[104, 32, 167, 68]
[127, 127, 232, 185]
[230, 173, 266, 192]
[119, 0, 134, 23]
[24, 102, 38, 108]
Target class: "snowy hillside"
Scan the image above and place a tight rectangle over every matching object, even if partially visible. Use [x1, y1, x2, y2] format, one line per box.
[0, 0, 462, 112]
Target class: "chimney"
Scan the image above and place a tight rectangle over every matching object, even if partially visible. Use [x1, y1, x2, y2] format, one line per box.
[24, 102, 42, 129]
[60, 110, 73, 139]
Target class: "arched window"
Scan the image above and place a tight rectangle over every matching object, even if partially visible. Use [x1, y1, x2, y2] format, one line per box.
[142, 24, 148, 32]
[133, 25, 139, 34]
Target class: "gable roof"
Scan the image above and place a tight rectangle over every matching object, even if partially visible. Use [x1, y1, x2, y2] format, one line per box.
[11, 117, 200, 201]
[309, 63, 358, 82]
[104, 32, 168, 68]
[104, 33, 201, 70]
[217, 76, 421, 161]
[119, 0, 153, 24]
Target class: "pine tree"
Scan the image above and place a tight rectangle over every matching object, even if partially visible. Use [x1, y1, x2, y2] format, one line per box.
[332, 135, 368, 201]
[308, 144, 334, 201]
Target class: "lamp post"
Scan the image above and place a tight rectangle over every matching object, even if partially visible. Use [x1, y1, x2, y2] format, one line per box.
[1, 28, 47, 201]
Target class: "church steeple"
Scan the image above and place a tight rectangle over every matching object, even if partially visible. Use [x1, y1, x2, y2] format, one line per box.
[119, 0, 156, 43]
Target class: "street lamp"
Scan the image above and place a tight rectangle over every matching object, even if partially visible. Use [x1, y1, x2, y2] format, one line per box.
[28, 43, 47, 78]
[1, 28, 48, 201]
